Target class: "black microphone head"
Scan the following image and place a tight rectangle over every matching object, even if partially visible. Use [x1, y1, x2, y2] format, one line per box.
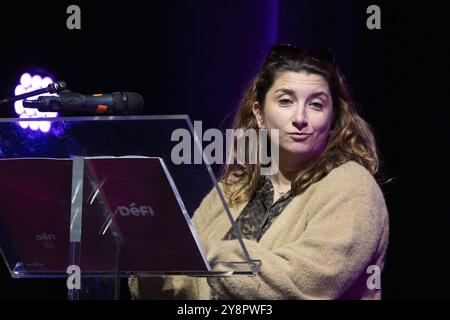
[125, 92, 144, 114]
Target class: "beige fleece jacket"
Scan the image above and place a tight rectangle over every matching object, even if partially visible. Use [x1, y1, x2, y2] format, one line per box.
[129, 160, 389, 300]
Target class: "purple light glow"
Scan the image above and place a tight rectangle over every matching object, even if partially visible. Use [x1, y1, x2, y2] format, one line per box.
[15, 71, 59, 133]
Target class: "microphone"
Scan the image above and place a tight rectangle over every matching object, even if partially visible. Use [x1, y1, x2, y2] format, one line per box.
[23, 91, 144, 115]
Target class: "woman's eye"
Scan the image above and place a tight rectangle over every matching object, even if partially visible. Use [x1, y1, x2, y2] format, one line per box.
[310, 102, 323, 109]
[279, 99, 293, 106]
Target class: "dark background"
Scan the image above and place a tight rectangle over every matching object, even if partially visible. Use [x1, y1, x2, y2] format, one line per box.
[0, 0, 449, 300]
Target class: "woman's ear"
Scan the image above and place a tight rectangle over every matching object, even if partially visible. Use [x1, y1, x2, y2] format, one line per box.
[252, 102, 264, 128]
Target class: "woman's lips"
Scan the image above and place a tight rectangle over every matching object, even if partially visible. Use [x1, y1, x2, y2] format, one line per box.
[288, 133, 311, 141]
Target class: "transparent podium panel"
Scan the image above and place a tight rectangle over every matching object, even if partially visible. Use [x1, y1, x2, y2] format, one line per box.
[0, 115, 261, 299]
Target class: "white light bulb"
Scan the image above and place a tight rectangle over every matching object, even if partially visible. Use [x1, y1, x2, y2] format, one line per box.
[29, 120, 39, 131]
[31, 75, 42, 89]
[41, 77, 53, 88]
[18, 114, 29, 129]
[39, 121, 51, 133]
[14, 101, 24, 115]
[14, 85, 25, 96]
[20, 73, 32, 88]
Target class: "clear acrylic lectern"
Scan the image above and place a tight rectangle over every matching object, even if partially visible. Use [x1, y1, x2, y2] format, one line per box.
[0, 115, 261, 300]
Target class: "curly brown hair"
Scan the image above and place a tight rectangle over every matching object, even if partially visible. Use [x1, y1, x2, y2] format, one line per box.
[221, 46, 386, 206]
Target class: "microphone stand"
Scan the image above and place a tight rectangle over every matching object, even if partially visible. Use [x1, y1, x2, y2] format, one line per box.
[0, 81, 67, 105]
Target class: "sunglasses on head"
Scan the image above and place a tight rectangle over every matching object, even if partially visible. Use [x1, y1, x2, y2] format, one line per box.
[265, 44, 335, 65]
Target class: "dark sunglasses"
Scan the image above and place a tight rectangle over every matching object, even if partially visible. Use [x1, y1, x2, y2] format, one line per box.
[265, 44, 335, 65]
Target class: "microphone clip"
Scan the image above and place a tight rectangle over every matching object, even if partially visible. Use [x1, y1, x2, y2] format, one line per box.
[0, 81, 68, 105]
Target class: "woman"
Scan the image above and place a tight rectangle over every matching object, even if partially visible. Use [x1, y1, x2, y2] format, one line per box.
[129, 44, 389, 300]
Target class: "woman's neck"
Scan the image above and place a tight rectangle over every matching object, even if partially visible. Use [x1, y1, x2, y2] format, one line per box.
[270, 168, 296, 190]
[269, 150, 304, 189]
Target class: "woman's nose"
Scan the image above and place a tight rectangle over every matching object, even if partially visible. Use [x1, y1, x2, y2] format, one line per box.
[292, 104, 308, 128]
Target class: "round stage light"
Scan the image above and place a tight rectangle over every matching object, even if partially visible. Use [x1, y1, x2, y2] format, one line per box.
[14, 71, 59, 133]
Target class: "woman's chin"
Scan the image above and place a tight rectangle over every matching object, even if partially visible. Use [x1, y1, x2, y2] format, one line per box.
[280, 145, 310, 157]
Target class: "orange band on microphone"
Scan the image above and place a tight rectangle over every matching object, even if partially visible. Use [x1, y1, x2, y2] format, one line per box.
[97, 105, 108, 113]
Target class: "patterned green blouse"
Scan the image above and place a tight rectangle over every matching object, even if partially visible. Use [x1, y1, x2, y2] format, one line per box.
[222, 175, 295, 242]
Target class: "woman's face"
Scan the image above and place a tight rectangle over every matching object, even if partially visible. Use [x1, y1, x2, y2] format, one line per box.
[253, 71, 334, 166]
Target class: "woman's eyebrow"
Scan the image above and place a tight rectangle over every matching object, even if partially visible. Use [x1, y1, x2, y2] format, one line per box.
[309, 91, 330, 100]
[274, 88, 330, 100]
[274, 88, 296, 95]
